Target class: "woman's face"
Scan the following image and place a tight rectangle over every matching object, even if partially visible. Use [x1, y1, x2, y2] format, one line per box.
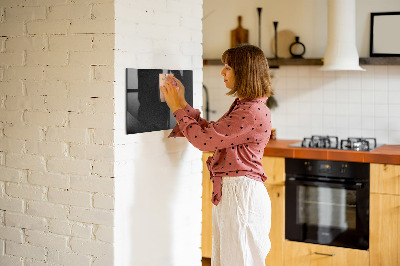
[220, 64, 235, 89]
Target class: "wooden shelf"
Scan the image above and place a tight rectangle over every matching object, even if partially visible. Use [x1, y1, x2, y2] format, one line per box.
[203, 57, 400, 67]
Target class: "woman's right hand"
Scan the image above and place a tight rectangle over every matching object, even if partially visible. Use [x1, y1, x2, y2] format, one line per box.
[168, 76, 187, 107]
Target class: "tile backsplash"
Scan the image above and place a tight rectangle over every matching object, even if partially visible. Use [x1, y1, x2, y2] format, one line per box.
[203, 65, 400, 145]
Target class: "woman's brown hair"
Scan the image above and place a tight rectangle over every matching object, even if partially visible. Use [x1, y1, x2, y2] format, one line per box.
[221, 44, 273, 99]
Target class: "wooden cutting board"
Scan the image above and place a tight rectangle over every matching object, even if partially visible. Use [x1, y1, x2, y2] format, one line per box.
[231, 16, 249, 48]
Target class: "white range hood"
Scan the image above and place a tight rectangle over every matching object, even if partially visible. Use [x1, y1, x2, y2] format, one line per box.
[320, 0, 365, 71]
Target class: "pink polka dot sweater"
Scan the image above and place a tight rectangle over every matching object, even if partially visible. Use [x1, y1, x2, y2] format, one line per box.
[168, 97, 272, 206]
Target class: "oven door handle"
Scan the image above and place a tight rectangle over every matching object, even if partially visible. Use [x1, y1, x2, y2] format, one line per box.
[287, 177, 364, 189]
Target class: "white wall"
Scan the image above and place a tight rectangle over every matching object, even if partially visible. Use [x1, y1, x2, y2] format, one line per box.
[203, 0, 400, 145]
[0, 0, 115, 265]
[203, 0, 400, 58]
[113, 0, 203, 265]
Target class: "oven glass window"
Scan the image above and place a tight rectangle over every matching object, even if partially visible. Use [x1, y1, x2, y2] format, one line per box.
[297, 186, 356, 230]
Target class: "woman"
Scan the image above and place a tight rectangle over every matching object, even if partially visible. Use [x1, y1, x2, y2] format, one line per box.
[162, 44, 273, 266]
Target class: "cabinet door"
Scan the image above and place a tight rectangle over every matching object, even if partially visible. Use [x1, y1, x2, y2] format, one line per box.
[370, 163, 400, 195]
[284, 241, 369, 266]
[262, 156, 285, 186]
[264, 184, 284, 266]
[202, 152, 213, 258]
[370, 193, 400, 266]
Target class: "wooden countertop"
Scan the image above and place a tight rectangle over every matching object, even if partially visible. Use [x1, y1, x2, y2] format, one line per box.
[263, 139, 400, 165]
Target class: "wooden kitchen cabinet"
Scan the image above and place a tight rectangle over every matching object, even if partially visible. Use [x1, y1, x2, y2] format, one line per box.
[201, 154, 286, 266]
[370, 163, 400, 266]
[284, 241, 369, 266]
[370, 163, 400, 195]
[202, 152, 213, 258]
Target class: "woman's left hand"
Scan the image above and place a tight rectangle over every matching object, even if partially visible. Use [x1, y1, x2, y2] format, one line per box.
[160, 76, 184, 113]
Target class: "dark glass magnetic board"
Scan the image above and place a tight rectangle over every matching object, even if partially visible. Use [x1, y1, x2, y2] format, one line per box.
[126, 68, 193, 134]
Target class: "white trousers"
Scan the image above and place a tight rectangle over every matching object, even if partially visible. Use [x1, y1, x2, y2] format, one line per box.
[211, 176, 271, 266]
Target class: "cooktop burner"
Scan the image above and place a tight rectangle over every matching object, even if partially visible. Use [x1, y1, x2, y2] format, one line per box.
[290, 136, 381, 151]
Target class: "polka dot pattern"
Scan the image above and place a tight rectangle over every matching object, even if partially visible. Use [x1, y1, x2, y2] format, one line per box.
[168, 97, 272, 206]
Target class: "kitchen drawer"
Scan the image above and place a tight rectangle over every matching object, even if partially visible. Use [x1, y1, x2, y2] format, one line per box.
[284, 241, 369, 266]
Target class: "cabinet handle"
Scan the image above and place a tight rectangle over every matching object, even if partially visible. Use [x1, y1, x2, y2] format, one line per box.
[314, 252, 335, 257]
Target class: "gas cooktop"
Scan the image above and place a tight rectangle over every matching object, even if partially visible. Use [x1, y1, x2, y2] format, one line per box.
[289, 135, 383, 151]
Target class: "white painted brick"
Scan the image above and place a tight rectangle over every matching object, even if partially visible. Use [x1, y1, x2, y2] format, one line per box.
[0, 138, 25, 154]
[0, 81, 24, 96]
[92, 34, 114, 51]
[6, 183, 46, 201]
[71, 222, 92, 239]
[0, 255, 23, 266]
[70, 175, 113, 194]
[0, 226, 23, 243]
[0, 22, 24, 36]
[25, 229, 68, 251]
[26, 141, 67, 157]
[69, 113, 114, 129]
[6, 241, 46, 261]
[5, 36, 46, 52]
[47, 158, 92, 176]
[89, 128, 113, 146]
[25, 80, 67, 97]
[48, 4, 91, 20]
[93, 66, 114, 82]
[27, 200, 69, 219]
[26, 51, 68, 66]
[69, 50, 113, 66]
[93, 194, 113, 210]
[48, 219, 71, 236]
[47, 249, 91, 266]
[49, 35, 93, 52]
[43, 96, 81, 112]
[22, 0, 69, 6]
[70, 144, 113, 161]
[0, 197, 24, 213]
[0, 37, 5, 52]
[6, 153, 46, 171]
[28, 171, 69, 189]
[0, 110, 23, 124]
[24, 111, 68, 127]
[94, 225, 112, 243]
[4, 96, 46, 111]
[44, 66, 91, 82]
[70, 237, 113, 257]
[92, 160, 113, 177]
[48, 188, 91, 208]
[79, 98, 115, 114]
[181, 42, 202, 56]
[4, 125, 43, 141]
[69, 207, 113, 226]
[3, 66, 44, 81]
[24, 259, 48, 266]
[93, 252, 113, 266]
[69, 81, 114, 98]
[46, 127, 88, 144]
[0, 52, 23, 66]
[4, 6, 46, 22]
[27, 21, 69, 35]
[69, 19, 114, 34]
[92, 3, 114, 20]
[5, 212, 48, 231]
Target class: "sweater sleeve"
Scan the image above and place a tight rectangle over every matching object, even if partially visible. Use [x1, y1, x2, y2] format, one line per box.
[168, 104, 211, 138]
[172, 106, 256, 152]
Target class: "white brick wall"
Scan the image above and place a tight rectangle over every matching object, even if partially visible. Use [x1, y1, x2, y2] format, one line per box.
[114, 0, 203, 265]
[0, 0, 115, 265]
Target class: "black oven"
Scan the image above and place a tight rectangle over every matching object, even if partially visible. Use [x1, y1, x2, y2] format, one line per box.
[285, 158, 369, 250]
